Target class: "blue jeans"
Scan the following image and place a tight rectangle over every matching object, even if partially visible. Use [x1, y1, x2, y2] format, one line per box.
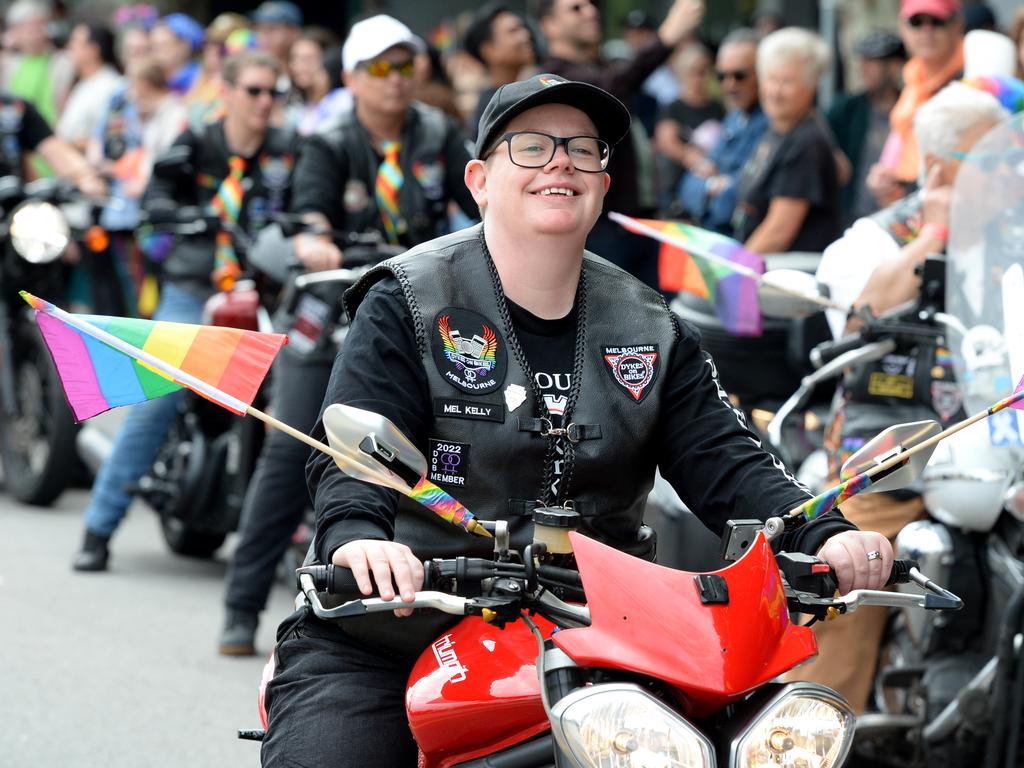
[83, 283, 204, 537]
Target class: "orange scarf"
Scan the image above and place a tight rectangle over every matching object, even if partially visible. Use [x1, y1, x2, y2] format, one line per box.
[884, 43, 964, 182]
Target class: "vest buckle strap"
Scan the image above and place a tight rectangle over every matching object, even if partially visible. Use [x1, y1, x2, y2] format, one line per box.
[517, 417, 602, 443]
[507, 498, 597, 517]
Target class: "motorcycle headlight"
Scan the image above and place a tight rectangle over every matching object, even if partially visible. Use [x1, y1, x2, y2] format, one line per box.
[10, 200, 70, 264]
[550, 683, 715, 768]
[730, 684, 854, 768]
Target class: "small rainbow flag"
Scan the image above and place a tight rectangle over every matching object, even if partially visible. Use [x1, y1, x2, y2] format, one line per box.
[408, 477, 488, 537]
[429, 20, 455, 55]
[610, 213, 763, 336]
[21, 291, 286, 422]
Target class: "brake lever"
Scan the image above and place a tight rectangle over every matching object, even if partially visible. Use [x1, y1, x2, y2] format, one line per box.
[786, 566, 963, 619]
[837, 567, 963, 613]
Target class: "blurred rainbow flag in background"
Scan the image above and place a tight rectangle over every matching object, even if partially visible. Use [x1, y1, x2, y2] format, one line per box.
[610, 213, 764, 337]
[21, 292, 286, 421]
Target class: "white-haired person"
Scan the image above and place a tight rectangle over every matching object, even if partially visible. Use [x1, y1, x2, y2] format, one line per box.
[732, 27, 841, 254]
[0, 0, 74, 132]
[793, 80, 1011, 713]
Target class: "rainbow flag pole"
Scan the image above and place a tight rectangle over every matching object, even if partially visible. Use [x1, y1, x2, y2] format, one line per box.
[788, 378, 1024, 523]
[20, 291, 490, 538]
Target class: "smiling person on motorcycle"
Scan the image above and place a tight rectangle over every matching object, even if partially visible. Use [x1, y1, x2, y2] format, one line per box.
[217, 15, 479, 656]
[258, 74, 896, 767]
[795, 80, 1013, 712]
[72, 49, 298, 572]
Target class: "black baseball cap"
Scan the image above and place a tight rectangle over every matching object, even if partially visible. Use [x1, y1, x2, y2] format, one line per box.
[855, 30, 905, 60]
[475, 73, 631, 160]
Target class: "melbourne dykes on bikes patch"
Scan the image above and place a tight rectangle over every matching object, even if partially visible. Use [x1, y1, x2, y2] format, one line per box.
[603, 344, 659, 402]
[432, 308, 507, 395]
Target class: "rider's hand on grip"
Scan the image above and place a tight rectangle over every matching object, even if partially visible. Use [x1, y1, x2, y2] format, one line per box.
[331, 540, 425, 617]
[816, 530, 893, 594]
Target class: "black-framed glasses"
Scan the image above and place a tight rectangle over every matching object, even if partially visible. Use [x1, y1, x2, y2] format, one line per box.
[907, 13, 949, 28]
[240, 84, 285, 100]
[363, 59, 416, 78]
[488, 131, 610, 172]
[716, 69, 750, 83]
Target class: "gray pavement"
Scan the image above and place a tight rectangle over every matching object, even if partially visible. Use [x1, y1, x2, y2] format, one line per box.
[1, 485, 295, 767]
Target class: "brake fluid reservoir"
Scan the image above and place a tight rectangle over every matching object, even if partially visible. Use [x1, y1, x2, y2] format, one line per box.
[531, 506, 580, 555]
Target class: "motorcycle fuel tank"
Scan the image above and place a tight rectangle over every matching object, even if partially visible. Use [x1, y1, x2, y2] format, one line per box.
[406, 615, 556, 768]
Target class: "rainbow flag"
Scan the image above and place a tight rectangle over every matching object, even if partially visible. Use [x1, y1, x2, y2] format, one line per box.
[21, 292, 286, 422]
[610, 213, 764, 336]
[429, 20, 455, 55]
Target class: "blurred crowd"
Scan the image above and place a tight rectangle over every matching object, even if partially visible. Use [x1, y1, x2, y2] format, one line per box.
[6, 0, 1024, 297]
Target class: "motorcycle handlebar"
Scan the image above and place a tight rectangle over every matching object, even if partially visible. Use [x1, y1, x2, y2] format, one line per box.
[300, 558, 584, 601]
[304, 555, 914, 604]
[810, 333, 868, 368]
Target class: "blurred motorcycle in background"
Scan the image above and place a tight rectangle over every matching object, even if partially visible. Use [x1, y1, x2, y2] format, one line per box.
[0, 177, 112, 505]
[842, 114, 1024, 768]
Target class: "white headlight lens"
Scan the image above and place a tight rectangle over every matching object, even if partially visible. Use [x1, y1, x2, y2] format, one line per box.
[552, 684, 714, 768]
[10, 200, 70, 264]
[735, 691, 854, 768]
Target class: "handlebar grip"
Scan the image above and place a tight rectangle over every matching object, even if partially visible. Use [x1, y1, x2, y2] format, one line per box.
[299, 562, 436, 598]
[810, 333, 865, 368]
[885, 559, 919, 587]
[326, 565, 365, 596]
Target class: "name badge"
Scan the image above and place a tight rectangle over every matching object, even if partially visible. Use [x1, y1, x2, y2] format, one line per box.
[433, 398, 504, 423]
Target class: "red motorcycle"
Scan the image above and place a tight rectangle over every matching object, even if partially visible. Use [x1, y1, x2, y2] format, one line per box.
[248, 507, 960, 767]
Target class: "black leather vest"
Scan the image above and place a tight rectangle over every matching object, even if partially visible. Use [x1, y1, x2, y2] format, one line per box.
[346, 225, 679, 561]
[316, 102, 451, 246]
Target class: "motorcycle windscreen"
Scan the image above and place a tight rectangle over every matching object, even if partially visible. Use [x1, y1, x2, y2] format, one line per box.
[553, 531, 817, 718]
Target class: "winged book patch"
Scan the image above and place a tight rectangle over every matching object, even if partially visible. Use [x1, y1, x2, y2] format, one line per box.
[432, 308, 508, 395]
[603, 345, 659, 402]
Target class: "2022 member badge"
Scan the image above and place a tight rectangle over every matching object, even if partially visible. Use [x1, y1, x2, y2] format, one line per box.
[433, 308, 508, 395]
[603, 345, 659, 402]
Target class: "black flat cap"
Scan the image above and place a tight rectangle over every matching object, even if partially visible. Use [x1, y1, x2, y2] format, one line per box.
[855, 30, 905, 60]
[475, 73, 631, 159]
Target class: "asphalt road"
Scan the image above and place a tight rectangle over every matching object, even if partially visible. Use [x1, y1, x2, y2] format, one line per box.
[1, 484, 295, 767]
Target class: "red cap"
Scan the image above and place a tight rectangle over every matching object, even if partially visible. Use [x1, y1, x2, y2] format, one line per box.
[900, 0, 962, 20]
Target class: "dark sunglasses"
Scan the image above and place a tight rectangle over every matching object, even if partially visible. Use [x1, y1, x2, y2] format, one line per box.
[363, 59, 416, 78]
[907, 14, 949, 28]
[240, 84, 284, 99]
[716, 69, 750, 83]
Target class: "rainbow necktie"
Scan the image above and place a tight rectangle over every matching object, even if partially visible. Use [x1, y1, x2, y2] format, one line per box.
[211, 155, 246, 291]
[375, 141, 405, 244]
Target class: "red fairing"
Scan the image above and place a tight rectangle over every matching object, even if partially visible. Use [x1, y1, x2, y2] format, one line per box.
[406, 616, 555, 768]
[553, 531, 817, 718]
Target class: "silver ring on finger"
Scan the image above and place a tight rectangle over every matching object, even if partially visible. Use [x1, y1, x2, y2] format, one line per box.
[866, 550, 882, 561]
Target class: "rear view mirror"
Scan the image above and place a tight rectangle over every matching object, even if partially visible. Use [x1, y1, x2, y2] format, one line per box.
[841, 420, 942, 493]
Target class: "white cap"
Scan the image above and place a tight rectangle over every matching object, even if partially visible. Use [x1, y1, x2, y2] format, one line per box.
[963, 30, 1017, 79]
[342, 15, 425, 73]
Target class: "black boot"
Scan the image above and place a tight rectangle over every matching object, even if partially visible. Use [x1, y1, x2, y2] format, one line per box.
[218, 608, 258, 656]
[72, 530, 109, 572]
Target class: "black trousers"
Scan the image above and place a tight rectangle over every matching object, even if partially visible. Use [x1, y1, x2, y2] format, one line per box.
[224, 347, 335, 615]
[260, 612, 420, 768]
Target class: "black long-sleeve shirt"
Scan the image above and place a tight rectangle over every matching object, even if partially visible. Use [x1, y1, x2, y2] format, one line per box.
[307, 278, 856, 564]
